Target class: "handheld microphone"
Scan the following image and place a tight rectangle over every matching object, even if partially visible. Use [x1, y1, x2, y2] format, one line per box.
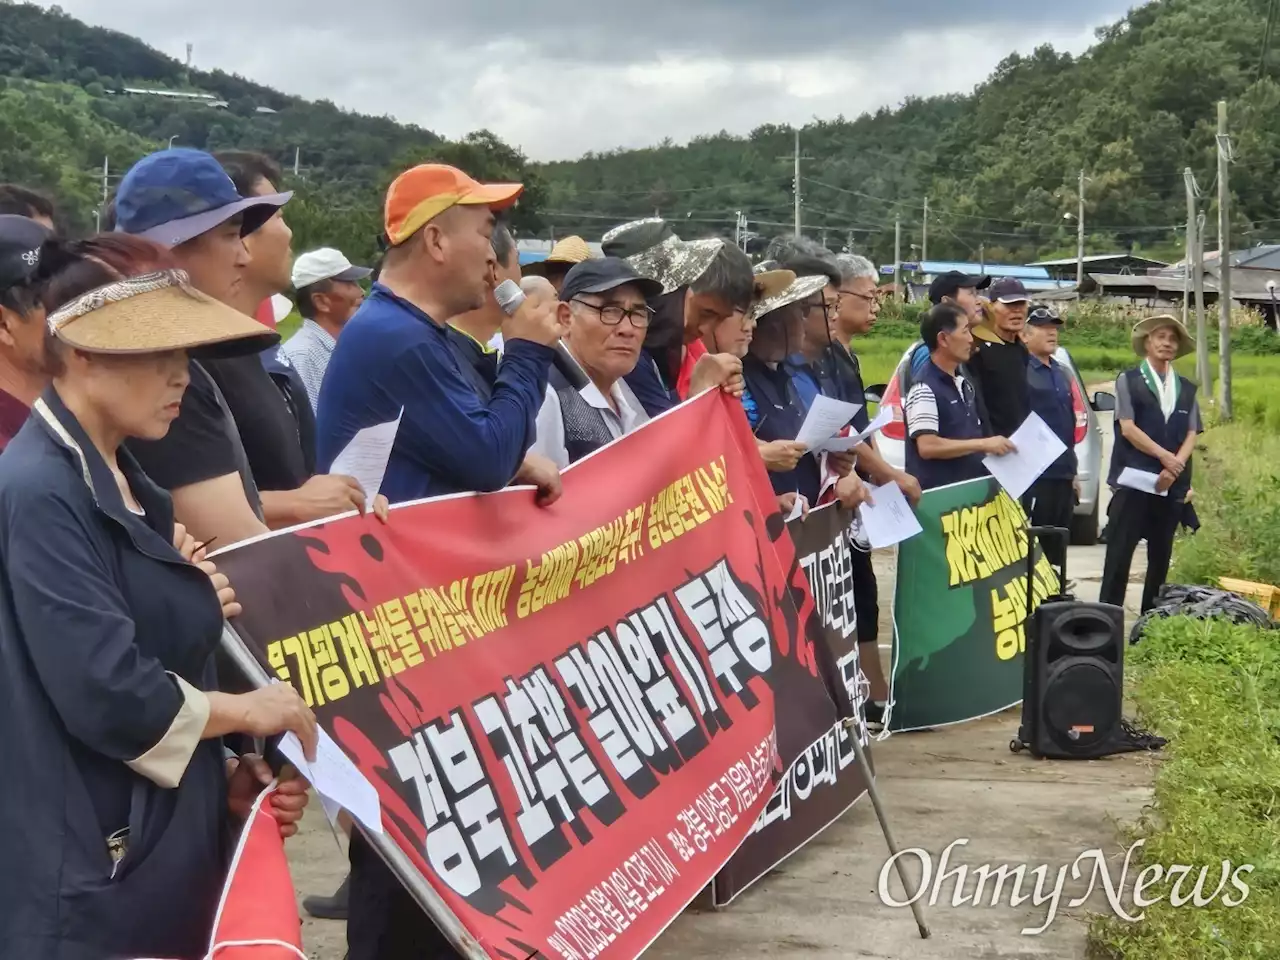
[493, 280, 590, 391]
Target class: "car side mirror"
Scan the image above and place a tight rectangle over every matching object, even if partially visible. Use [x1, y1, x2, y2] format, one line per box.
[1091, 391, 1116, 412]
[865, 384, 887, 404]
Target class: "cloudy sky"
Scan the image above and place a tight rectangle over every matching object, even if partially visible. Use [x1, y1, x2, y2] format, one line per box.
[40, 0, 1132, 161]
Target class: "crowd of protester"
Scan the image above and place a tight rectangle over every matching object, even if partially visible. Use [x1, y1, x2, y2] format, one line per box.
[0, 145, 1201, 960]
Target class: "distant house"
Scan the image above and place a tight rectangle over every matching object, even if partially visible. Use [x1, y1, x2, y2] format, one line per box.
[1028, 254, 1169, 281]
[119, 87, 227, 109]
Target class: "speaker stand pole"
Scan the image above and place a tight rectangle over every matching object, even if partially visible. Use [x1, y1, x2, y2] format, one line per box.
[841, 718, 933, 940]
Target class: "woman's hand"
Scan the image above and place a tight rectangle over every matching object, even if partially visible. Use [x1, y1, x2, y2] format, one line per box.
[226, 754, 312, 839]
[758, 439, 807, 473]
[173, 522, 199, 562]
[200, 562, 241, 619]
[372, 494, 391, 525]
[234, 684, 319, 762]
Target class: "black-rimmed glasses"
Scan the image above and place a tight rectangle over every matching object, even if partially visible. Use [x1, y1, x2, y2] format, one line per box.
[570, 298, 655, 328]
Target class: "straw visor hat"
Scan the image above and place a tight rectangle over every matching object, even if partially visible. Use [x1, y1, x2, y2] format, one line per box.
[1131, 314, 1194, 359]
[748, 262, 828, 324]
[47, 270, 281, 358]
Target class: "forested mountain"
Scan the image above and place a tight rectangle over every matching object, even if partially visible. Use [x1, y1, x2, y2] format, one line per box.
[1, 0, 1279, 266]
[541, 0, 1280, 265]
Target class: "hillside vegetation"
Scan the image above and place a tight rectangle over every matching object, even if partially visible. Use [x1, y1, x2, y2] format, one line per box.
[3, 0, 1280, 267]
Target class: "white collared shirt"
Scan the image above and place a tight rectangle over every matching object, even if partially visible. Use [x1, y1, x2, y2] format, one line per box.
[530, 354, 649, 470]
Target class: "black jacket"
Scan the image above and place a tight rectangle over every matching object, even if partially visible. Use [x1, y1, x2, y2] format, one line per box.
[968, 325, 1030, 439]
[0, 387, 231, 960]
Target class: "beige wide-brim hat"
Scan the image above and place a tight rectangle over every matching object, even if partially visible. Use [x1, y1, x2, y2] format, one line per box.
[748, 272, 828, 324]
[46, 269, 281, 357]
[1131, 314, 1194, 359]
[752, 268, 797, 304]
[523, 235, 593, 276]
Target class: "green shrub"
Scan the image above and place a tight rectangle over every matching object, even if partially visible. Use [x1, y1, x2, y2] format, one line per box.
[1088, 617, 1280, 959]
[1170, 424, 1280, 588]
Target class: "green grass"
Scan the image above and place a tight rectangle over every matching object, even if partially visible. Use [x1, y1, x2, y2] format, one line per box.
[1170, 424, 1280, 588]
[1087, 616, 1280, 959]
[276, 310, 302, 342]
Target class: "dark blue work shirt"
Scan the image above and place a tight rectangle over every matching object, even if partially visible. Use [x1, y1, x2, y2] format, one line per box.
[0, 387, 230, 960]
[742, 354, 821, 505]
[315, 284, 554, 503]
[261, 345, 317, 476]
[1026, 354, 1077, 480]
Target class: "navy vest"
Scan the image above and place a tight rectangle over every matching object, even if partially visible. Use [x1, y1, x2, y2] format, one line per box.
[1109, 367, 1196, 499]
[906, 359, 989, 491]
[547, 364, 616, 466]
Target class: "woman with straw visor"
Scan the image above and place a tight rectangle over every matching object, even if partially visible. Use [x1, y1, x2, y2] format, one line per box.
[0, 238, 319, 960]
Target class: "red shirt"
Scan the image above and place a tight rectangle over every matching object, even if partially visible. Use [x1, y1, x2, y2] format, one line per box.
[676, 340, 708, 401]
[0, 388, 30, 452]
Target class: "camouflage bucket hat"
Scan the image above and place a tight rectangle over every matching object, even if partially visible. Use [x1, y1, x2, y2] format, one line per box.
[602, 218, 725, 295]
[748, 263, 828, 323]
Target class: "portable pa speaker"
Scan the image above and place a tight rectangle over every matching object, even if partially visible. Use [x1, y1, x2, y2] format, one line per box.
[1014, 601, 1125, 759]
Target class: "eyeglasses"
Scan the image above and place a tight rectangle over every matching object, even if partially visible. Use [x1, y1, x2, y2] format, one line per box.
[570, 298, 655, 328]
[838, 289, 878, 306]
[807, 298, 841, 319]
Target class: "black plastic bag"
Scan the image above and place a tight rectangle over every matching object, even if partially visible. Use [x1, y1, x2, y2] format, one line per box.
[1129, 583, 1276, 645]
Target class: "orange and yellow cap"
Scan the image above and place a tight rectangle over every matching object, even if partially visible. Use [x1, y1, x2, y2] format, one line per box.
[384, 164, 523, 246]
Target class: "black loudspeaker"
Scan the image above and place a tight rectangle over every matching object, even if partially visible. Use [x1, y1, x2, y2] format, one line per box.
[1015, 601, 1126, 759]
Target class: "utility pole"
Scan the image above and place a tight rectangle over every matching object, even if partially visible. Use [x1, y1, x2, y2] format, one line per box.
[1194, 210, 1210, 395]
[1076, 169, 1086, 289]
[793, 129, 802, 237]
[734, 210, 742, 250]
[1184, 167, 1211, 388]
[1183, 168, 1195, 331]
[979, 242, 986, 273]
[778, 129, 812, 238]
[96, 155, 109, 232]
[293, 146, 300, 177]
[893, 216, 903, 303]
[1216, 100, 1233, 420]
[921, 196, 929, 265]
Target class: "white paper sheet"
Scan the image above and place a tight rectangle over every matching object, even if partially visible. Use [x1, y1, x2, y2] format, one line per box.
[279, 726, 384, 836]
[329, 408, 403, 509]
[1117, 466, 1169, 497]
[857, 481, 924, 549]
[795, 396, 863, 450]
[982, 412, 1068, 501]
[785, 494, 808, 522]
[818, 405, 895, 453]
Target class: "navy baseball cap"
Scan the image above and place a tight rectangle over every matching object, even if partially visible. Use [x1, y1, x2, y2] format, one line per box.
[988, 277, 1030, 303]
[928, 270, 990, 304]
[559, 257, 663, 303]
[114, 148, 292, 248]
[0, 215, 52, 292]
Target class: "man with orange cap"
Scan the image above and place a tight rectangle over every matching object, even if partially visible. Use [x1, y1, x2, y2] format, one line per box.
[317, 166, 566, 960]
[316, 163, 566, 505]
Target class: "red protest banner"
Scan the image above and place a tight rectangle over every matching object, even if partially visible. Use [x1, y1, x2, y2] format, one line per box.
[215, 392, 839, 960]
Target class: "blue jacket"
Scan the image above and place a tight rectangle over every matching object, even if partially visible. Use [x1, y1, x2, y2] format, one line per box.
[0, 388, 230, 959]
[315, 285, 553, 502]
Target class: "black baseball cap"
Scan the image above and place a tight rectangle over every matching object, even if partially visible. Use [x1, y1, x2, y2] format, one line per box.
[1027, 305, 1063, 326]
[0, 215, 52, 293]
[928, 270, 990, 304]
[988, 277, 1030, 303]
[559, 256, 664, 303]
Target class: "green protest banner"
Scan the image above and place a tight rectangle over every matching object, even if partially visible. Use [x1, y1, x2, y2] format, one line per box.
[887, 477, 1059, 733]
